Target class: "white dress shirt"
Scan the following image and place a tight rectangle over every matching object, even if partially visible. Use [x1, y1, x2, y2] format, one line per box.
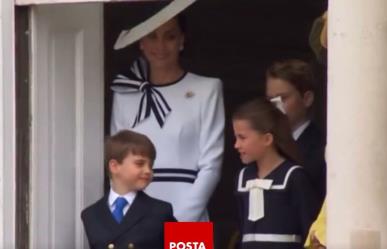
[292, 120, 311, 141]
[108, 188, 137, 215]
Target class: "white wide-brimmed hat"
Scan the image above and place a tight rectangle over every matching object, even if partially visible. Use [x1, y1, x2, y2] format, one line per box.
[114, 0, 197, 50]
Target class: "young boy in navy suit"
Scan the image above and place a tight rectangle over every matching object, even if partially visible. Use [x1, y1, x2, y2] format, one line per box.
[265, 59, 326, 203]
[81, 130, 176, 249]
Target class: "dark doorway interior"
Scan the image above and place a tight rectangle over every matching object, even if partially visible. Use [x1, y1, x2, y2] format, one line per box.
[104, 0, 327, 248]
[15, 6, 30, 249]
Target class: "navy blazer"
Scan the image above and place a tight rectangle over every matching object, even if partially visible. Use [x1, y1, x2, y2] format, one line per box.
[81, 191, 176, 249]
[296, 122, 326, 203]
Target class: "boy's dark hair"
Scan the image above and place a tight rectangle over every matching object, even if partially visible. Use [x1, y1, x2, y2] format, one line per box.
[105, 130, 156, 177]
[266, 59, 315, 95]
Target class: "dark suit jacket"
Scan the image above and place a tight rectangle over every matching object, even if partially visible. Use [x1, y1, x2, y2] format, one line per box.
[296, 122, 326, 203]
[81, 191, 176, 249]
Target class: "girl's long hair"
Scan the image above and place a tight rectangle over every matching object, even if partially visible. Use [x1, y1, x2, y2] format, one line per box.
[233, 98, 302, 164]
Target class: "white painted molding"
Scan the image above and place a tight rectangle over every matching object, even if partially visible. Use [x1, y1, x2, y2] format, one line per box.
[74, 30, 86, 249]
[15, 0, 161, 6]
[30, 4, 104, 248]
[0, 0, 16, 248]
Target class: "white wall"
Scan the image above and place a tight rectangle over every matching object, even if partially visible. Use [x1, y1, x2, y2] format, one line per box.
[0, 0, 16, 248]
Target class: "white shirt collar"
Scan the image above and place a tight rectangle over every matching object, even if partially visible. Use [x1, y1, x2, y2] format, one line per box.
[292, 120, 311, 140]
[108, 188, 137, 209]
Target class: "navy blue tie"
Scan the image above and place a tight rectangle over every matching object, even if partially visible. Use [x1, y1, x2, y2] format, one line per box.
[112, 197, 128, 223]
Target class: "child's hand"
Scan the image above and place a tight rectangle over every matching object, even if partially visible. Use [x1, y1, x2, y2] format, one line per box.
[310, 231, 326, 249]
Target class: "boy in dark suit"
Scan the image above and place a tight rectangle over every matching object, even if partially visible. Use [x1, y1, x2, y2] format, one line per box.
[81, 130, 176, 249]
[265, 59, 326, 203]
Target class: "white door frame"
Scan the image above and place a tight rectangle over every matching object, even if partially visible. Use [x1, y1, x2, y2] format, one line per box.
[0, 0, 17, 248]
[30, 3, 105, 248]
[15, 0, 157, 5]
[2, 1, 176, 248]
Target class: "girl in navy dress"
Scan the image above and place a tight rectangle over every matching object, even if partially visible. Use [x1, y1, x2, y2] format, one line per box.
[232, 98, 319, 249]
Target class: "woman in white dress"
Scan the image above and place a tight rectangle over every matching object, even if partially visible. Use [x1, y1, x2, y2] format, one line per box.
[110, 14, 225, 222]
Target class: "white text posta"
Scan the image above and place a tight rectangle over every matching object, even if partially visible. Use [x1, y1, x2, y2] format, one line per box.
[169, 242, 206, 249]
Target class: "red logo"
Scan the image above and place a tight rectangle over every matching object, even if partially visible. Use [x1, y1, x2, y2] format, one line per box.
[164, 222, 213, 249]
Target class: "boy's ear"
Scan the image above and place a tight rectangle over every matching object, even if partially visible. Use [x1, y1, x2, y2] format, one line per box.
[263, 133, 274, 147]
[303, 90, 314, 108]
[109, 159, 120, 175]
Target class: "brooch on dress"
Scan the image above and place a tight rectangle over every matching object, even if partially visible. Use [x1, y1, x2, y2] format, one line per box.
[185, 91, 195, 98]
